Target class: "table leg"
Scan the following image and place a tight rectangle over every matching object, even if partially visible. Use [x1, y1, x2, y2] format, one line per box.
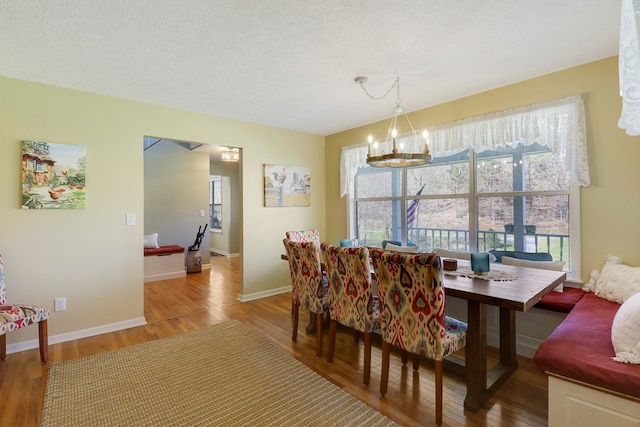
[464, 300, 487, 411]
[463, 303, 519, 412]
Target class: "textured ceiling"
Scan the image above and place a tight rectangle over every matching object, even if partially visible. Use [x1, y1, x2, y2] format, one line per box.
[0, 1, 621, 136]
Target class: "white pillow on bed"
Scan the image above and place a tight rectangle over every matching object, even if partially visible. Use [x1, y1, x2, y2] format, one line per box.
[385, 243, 418, 253]
[611, 291, 640, 364]
[584, 255, 640, 304]
[501, 256, 565, 292]
[144, 233, 160, 249]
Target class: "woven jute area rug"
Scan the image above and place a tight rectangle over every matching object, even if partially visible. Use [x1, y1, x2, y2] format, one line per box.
[42, 320, 396, 426]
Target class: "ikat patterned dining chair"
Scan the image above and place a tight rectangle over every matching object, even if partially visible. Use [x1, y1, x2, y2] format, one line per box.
[283, 239, 328, 358]
[285, 229, 328, 315]
[320, 243, 380, 385]
[0, 253, 49, 363]
[370, 249, 467, 426]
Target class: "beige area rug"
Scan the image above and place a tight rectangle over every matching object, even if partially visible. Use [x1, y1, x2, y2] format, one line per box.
[42, 320, 396, 426]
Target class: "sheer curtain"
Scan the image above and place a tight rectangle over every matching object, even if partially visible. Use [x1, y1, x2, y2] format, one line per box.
[619, 0, 640, 136]
[341, 95, 589, 198]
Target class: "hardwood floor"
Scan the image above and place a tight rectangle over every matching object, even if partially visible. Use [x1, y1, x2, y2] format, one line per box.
[0, 255, 549, 426]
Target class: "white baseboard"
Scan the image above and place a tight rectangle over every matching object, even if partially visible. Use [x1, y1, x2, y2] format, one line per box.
[210, 250, 240, 258]
[237, 286, 291, 302]
[5, 317, 147, 356]
[144, 271, 186, 283]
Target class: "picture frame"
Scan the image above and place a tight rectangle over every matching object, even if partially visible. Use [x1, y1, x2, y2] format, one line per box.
[21, 140, 87, 209]
[263, 164, 310, 207]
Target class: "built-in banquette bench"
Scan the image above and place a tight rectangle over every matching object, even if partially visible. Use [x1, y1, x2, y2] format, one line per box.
[144, 245, 186, 283]
[533, 256, 640, 427]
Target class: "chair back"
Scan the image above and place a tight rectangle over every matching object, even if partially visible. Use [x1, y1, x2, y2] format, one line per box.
[320, 243, 378, 333]
[286, 229, 322, 260]
[286, 229, 320, 245]
[370, 249, 449, 360]
[0, 254, 5, 305]
[283, 239, 326, 314]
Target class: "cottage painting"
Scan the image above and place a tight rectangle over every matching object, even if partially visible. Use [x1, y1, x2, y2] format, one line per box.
[264, 164, 310, 207]
[21, 140, 87, 209]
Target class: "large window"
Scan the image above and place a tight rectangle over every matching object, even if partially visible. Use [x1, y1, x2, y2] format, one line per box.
[353, 143, 577, 277]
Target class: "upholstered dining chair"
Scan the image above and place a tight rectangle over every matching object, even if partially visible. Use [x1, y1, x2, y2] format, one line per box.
[283, 238, 328, 358]
[0, 253, 49, 363]
[370, 249, 467, 426]
[320, 243, 380, 385]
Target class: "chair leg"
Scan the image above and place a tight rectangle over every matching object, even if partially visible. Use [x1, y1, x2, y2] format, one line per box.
[435, 359, 443, 426]
[292, 303, 299, 342]
[38, 319, 49, 363]
[327, 319, 338, 363]
[401, 349, 409, 364]
[0, 334, 5, 360]
[380, 341, 391, 395]
[315, 311, 323, 358]
[413, 354, 420, 371]
[353, 329, 360, 343]
[363, 332, 371, 385]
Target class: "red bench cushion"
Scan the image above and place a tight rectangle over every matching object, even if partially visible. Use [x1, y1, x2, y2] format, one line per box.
[144, 245, 185, 256]
[534, 287, 586, 313]
[534, 292, 640, 399]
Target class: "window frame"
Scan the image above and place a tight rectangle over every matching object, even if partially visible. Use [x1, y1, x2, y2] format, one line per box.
[349, 147, 581, 282]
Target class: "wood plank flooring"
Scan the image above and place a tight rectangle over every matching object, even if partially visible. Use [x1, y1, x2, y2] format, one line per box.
[0, 255, 549, 426]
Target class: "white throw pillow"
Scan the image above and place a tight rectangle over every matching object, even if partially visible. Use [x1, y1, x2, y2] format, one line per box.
[611, 291, 640, 364]
[434, 248, 497, 262]
[584, 255, 640, 304]
[144, 233, 160, 249]
[384, 243, 418, 253]
[501, 256, 565, 292]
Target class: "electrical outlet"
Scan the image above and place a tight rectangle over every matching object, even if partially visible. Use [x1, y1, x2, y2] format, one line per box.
[126, 213, 136, 226]
[54, 297, 66, 312]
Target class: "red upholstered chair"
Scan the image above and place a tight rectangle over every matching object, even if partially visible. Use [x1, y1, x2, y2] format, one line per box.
[320, 243, 380, 385]
[0, 253, 49, 363]
[283, 239, 328, 358]
[370, 249, 467, 426]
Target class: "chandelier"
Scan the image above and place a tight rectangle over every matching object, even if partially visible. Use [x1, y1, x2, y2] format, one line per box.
[221, 148, 239, 162]
[355, 76, 431, 168]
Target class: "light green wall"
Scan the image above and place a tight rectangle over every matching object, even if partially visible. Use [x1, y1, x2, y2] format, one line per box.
[0, 76, 325, 348]
[325, 56, 640, 282]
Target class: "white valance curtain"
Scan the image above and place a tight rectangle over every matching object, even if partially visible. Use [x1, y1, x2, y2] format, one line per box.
[618, 0, 640, 136]
[340, 95, 589, 198]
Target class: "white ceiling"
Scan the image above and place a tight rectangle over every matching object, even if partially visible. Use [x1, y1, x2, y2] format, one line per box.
[0, 1, 621, 136]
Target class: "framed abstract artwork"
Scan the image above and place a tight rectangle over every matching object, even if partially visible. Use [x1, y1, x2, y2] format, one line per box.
[21, 140, 87, 209]
[263, 164, 310, 207]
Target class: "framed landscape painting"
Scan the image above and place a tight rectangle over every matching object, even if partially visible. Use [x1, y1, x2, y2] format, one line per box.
[21, 140, 87, 209]
[264, 164, 310, 207]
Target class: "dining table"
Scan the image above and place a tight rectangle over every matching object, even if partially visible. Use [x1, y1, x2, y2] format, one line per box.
[441, 260, 566, 411]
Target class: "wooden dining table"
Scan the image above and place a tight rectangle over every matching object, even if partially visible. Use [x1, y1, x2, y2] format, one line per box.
[442, 260, 566, 411]
[282, 250, 566, 411]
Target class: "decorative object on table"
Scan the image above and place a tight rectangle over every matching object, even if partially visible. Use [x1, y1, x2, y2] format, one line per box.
[442, 258, 458, 271]
[354, 76, 431, 168]
[447, 267, 517, 282]
[21, 140, 86, 209]
[187, 224, 208, 274]
[264, 164, 310, 207]
[471, 253, 490, 275]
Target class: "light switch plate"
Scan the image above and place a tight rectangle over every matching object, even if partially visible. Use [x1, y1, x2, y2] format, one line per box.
[126, 213, 136, 226]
